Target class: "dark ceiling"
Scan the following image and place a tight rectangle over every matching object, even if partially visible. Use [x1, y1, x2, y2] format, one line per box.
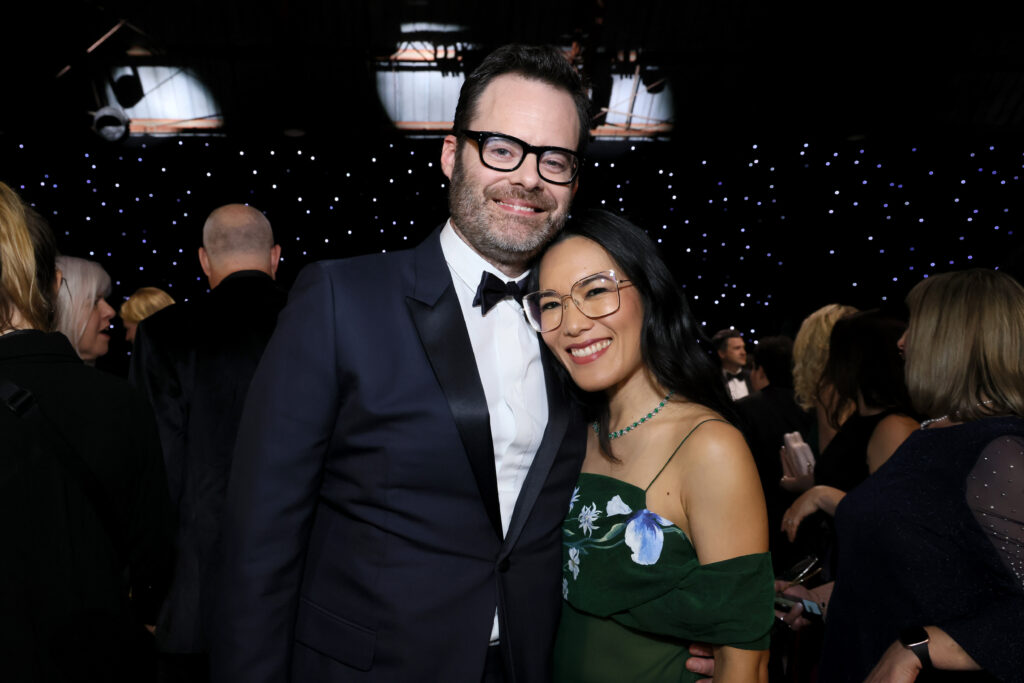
[5, 1, 1024, 142]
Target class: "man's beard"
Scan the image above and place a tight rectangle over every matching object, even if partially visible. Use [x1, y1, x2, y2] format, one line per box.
[448, 154, 570, 270]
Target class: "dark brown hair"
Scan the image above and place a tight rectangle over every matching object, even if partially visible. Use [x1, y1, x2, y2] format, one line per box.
[453, 44, 591, 156]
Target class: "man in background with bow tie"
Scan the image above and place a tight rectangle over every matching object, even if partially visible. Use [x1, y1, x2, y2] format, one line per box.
[713, 327, 755, 401]
[212, 44, 589, 683]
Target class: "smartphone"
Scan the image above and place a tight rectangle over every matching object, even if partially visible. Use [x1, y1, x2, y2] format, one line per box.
[774, 593, 824, 621]
[780, 555, 819, 584]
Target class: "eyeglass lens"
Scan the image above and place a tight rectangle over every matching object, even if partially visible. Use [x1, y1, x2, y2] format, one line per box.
[478, 135, 577, 184]
[525, 272, 621, 332]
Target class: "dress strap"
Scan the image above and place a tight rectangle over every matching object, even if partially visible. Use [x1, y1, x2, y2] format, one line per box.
[644, 418, 728, 492]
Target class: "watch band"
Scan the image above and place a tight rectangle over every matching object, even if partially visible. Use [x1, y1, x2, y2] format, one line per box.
[899, 626, 932, 670]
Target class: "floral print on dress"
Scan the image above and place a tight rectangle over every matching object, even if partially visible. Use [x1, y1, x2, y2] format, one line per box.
[577, 503, 601, 537]
[625, 510, 674, 565]
[606, 494, 632, 516]
[568, 486, 580, 514]
[567, 547, 581, 579]
[563, 483, 688, 593]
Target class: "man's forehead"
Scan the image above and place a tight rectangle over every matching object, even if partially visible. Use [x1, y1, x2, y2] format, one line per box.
[469, 74, 580, 148]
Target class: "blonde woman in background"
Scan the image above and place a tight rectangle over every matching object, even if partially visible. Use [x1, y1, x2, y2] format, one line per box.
[791, 303, 858, 454]
[54, 255, 115, 364]
[120, 287, 174, 343]
[782, 303, 858, 495]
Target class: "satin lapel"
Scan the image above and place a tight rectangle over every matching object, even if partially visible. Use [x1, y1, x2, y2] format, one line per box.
[501, 345, 575, 555]
[406, 230, 503, 538]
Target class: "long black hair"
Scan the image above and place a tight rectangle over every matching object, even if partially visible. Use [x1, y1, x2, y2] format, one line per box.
[537, 209, 735, 461]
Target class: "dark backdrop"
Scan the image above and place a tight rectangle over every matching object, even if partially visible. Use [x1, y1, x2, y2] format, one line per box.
[3, 128, 1021, 377]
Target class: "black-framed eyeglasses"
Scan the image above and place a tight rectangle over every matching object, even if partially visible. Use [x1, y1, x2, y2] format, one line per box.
[522, 270, 632, 333]
[460, 130, 580, 185]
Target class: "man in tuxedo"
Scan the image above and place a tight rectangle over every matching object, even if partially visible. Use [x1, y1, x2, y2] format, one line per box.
[713, 327, 754, 400]
[212, 45, 590, 682]
[131, 203, 287, 682]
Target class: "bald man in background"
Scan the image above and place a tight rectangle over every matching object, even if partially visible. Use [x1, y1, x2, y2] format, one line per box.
[130, 204, 287, 682]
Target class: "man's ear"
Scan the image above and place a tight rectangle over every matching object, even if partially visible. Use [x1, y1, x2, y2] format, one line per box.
[717, 348, 727, 360]
[571, 178, 580, 199]
[440, 134, 458, 181]
[198, 246, 212, 278]
[269, 244, 282, 278]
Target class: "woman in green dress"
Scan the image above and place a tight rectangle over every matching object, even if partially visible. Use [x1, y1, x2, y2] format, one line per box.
[523, 210, 773, 682]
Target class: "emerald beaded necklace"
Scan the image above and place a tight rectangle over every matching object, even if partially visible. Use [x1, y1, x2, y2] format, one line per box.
[594, 391, 675, 440]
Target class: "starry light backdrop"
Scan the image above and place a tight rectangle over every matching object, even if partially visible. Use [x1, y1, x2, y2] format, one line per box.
[3, 132, 1022, 367]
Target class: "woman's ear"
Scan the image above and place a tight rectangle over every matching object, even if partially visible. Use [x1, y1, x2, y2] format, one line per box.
[54, 268, 63, 294]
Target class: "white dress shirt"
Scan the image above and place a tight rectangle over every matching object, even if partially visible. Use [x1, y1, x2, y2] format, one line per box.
[724, 370, 751, 401]
[439, 222, 549, 643]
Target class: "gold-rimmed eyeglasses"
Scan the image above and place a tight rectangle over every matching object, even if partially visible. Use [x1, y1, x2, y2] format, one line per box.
[522, 270, 632, 333]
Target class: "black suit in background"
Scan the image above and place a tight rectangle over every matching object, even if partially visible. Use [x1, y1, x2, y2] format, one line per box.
[0, 330, 174, 682]
[734, 384, 814, 574]
[130, 270, 287, 659]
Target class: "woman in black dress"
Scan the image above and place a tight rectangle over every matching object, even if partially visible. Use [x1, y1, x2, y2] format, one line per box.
[817, 269, 1024, 681]
[781, 310, 919, 548]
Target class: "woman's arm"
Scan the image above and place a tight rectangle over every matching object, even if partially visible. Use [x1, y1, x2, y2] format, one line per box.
[866, 413, 918, 473]
[865, 626, 981, 682]
[683, 422, 768, 563]
[714, 647, 769, 683]
[682, 422, 770, 682]
[780, 485, 846, 542]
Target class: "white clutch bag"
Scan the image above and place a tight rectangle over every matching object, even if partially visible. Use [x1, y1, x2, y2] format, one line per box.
[782, 431, 815, 477]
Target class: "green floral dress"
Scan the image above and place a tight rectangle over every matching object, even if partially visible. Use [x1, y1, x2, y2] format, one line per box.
[553, 421, 774, 682]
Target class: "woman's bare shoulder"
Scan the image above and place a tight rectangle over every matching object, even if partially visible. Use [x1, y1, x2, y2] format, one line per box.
[649, 405, 751, 470]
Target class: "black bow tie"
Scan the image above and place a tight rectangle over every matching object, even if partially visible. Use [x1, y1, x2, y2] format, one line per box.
[472, 271, 523, 314]
[726, 372, 744, 381]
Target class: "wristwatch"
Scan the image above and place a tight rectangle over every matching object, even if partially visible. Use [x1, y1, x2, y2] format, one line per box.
[898, 626, 932, 669]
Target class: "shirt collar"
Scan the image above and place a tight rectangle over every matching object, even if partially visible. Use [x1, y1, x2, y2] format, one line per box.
[439, 220, 530, 292]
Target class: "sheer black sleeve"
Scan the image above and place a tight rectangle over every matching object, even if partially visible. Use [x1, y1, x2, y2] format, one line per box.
[967, 434, 1024, 588]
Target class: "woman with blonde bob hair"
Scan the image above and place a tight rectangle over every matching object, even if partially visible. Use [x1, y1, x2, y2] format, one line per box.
[791, 303, 858, 452]
[811, 268, 1024, 682]
[120, 286, 174, 343]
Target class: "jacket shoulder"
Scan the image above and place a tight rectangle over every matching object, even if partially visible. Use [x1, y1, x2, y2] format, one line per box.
[300, 247, 419, 289]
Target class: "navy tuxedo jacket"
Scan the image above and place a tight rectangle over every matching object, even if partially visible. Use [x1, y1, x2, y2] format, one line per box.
[213, 229, 586, 682]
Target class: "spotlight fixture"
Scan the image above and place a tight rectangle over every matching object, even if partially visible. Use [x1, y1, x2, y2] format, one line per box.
[112, 68, 145, 108]
[92, 105, 130, 141]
